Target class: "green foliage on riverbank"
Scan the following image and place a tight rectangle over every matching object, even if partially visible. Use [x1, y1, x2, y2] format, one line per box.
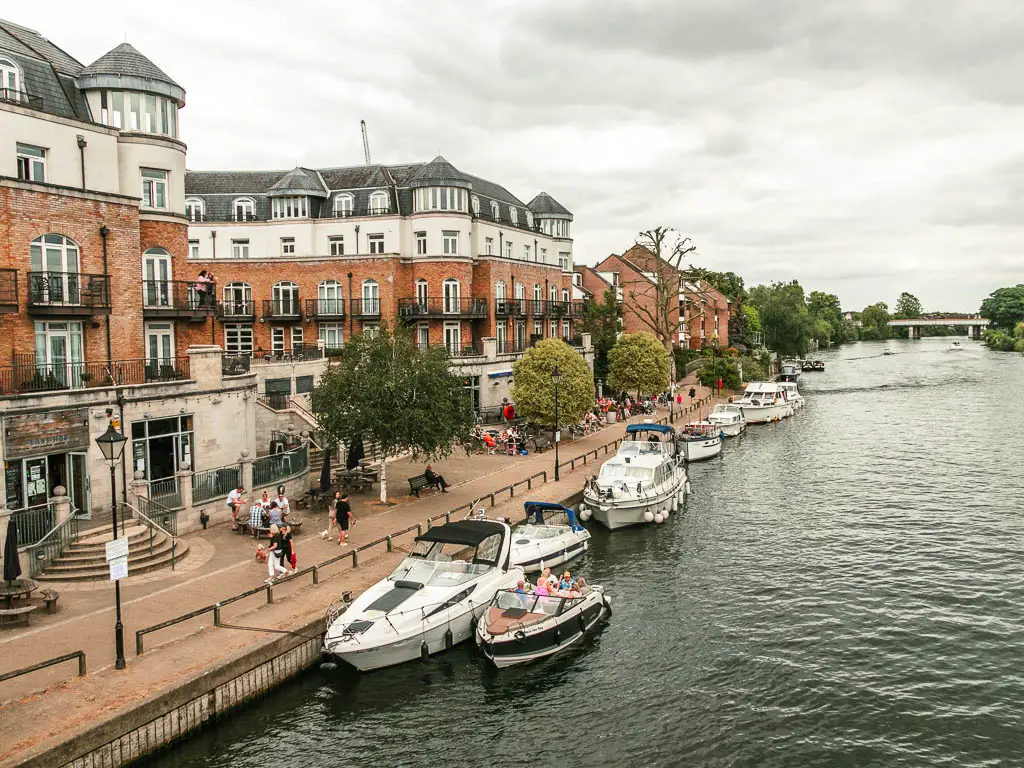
[512, 339, 596, 426]
[982, 322, 1024, 353]
[608, 332, 671, 396]
[980, 285, 1024, 331]
[581, 288, 621, 381]
[698, 357, 742, 390]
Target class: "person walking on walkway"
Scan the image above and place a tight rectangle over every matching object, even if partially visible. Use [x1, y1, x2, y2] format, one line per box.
[716, 377, 723, 395]
[337, 493, 355, 546]
[326, 490, 342, 539]
[265, 524, 289, 583]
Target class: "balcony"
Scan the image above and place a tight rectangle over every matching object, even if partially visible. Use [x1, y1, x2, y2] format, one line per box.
[217, 299, 256, 321]
[350, 298, 381, 319]
[496, 339, 528, 355]
[262, 299, 303, 323]
[472, 210, 542, 234]
[143, 280, 216, 321]
[0, 355, 191, 396]
[495, 299, 527, 318]
[418, 340, 484, 358]
[27, 271, 111, 317]
[324, 206, 393, 219]
[398, 297, 488, 320]
[304, 298, 346, 320]
[0, 269, 17, 313]
[0, 87, 43, 110]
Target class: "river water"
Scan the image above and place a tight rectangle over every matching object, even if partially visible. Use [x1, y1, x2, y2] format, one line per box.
[149, 338, 1024, 768]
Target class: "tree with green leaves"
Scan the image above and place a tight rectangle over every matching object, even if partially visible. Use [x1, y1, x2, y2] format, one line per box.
[311, 324, 475, 503]
[607, 331, 671, 397]
[980, 285, 1024, 330]
[688, 267, 746, 301]
[511, 339, 595, 428]
[699, 356, 742, 390]
[893, 292, 923, 318]
[859, 302, 891, 340]
[747, 281, 814, 360]
[581, 288, 621, 381]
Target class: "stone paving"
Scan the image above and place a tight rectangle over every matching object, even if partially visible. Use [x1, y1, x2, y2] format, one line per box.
[0, 375, 724, 767]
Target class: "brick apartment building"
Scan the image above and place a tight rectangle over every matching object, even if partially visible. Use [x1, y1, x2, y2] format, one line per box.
[0, 20, 259, 537]
[581, 244, 731, 350]
[183, 157, 593, 413]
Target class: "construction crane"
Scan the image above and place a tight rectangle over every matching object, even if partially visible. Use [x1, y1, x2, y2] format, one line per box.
[360, 120, 371, 164]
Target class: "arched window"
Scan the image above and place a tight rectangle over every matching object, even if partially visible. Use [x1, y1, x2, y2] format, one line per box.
[0, 57, 21, 98]
[509, 207, 518, 225]
[333, 193, 353, 217]
[30, 234, 80, 305]
[369, 191, 390, 215]
[361, 279, 380, 315]
[233, 197, 255, 222]
[318, 280, 343, 315]
[415, 279, 428, 306]
[490, 200, 500, 221]
[222, 281, 252, 316]
[143, 248, 173, 307]
[495, 280, 506, 301]
[562, 288, 570, 302]
[443, 278, 460, 314]
[272, 281, 299, 315]
[471, 196, 480, 215]
[525, 211, 534, 229]
[184, 198, 204, 222]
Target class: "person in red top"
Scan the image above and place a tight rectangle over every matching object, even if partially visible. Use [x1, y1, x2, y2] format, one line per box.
[716, 377, 723, 394]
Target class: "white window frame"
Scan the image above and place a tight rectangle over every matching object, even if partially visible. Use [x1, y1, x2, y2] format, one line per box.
[490, 201, 500, 221]
[184, 198, 204, 222]
[224, 323, 253, 354]
[444, 321, 461, 354]
[140, 168, 168, 210]
[16, 143, 45, 182]
[188, 239, 200, 259]
[328, 235, 344, 256]
[540, 247, 547, 264]
[291, 326, 304, 350]
[534, 284, 543, 302]
[272, 196, 308, 219]
[362, 322, 381, 338]
[368, 190, 390, 214]
[145, 321, 175, 364]
[562, 319, 570, 339]
[231, 239, 250, 259]
[416, 231, 427, 255]
[509, 207, 518, 225]
[333, 194, 354, 217]
[361, 279, 380, 314]
[443, 279, 460, 314]
[562, 288, 570, 302]
[526, 211, 534, 229]
[417, 322, 429, 348]
[523, 245, 530, 261]
[272, 281, 299, 315]
[442, 231, 458, 256]
[471, 196, 480, 215]
[280, 237, 295, 256]
[271, 327, 285, 354]
[0, 57, 22, 99]
[495, 281, 506, 301]
[559, 252, 570, 271]
[485, 237, 494, 255]
[368, 233, 385, 254]
[504, 240, 513, 259]
[222, 282, 253, 316]
[30, 234, 80, 304]
[319, 322, 343, 349]
[415, 279, 428, 305]
[233, 197, 255, 221]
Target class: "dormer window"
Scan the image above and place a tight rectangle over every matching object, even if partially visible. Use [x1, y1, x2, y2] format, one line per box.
[525, 211, 533, 229]
[413, 187, 468, 213]
[369, 191, 390, 215]
[233, 197, 255, 222]
[272, 196, 308, 219]
[490, 201, 500, 221]
[0, 57, 22, 102]
[471, 196, 480, 215]
[185, 198, 205, 222]
[333, 193, 353, 218]
[509, 207, 518, 225]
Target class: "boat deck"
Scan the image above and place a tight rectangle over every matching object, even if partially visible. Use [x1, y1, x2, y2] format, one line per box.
[485, 606, 548, 635]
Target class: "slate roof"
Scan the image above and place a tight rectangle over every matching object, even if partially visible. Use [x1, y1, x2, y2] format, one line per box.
[79, 42, 181, 88]
[0, 19, 83, 76]
[528, 192, 572, 218]
[0, 19, 90, 120]
[267, 167, 328, 197]
[409, 155, 471, 188]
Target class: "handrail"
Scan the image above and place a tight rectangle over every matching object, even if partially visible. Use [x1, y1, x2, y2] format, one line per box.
[124, 501, 176, 541]
[0, 650, 86, 686]
[24, 505, 81, 578]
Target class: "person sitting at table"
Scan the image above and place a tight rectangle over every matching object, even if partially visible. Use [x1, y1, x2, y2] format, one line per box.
[274, 486, 290, 519]
[424, 464, 448, 493]
[248, 503, 265, 532]
[267, 500, 284, 527]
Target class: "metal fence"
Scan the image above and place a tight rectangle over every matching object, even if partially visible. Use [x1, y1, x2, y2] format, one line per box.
[134, 496, 179, 537]
[148, 477, 182, 510]
[24, 510, 80, 578]
[10, 502, 57, 547]
[192, 463, 242, 505]
[253, 443, 309, 488]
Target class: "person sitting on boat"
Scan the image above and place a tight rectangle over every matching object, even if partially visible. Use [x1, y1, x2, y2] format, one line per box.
[514, 579, 528, 594]
[647, 433, 660, 442]
[574, 576, 588, 594]
[560, 571, 573, 590]
[534, 581, 550, 596]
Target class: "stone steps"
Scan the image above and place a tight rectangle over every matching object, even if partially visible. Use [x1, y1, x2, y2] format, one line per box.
[38, 527, 190, 582]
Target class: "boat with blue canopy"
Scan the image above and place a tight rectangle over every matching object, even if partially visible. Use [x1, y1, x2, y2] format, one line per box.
[508, 501, 591, 573]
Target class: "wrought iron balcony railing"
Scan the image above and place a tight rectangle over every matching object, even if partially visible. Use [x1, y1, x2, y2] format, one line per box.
[217, 299, 256, 319]
[350, 298, 381, 318]
[398, 297, 488, 319]
[262, 299, 302, 321]
[27, 271, 111, 315]
[495, 299, 527, 317]
[143, 280, 216, 319]
[0, 355, 191, 396]
[304, 298, 346, 319]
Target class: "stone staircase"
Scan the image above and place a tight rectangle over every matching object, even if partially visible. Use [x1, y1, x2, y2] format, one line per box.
[37, 524, 189, 582]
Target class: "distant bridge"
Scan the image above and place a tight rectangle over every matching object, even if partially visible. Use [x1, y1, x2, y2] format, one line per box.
[887, 315, 989, 339]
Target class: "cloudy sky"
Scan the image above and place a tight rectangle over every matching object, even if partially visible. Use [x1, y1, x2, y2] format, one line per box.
[25, 1, 1024, 311]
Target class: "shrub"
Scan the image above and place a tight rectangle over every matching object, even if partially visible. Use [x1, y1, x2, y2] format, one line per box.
[724, 347, 740, 357]
[698, 357, 742, 390]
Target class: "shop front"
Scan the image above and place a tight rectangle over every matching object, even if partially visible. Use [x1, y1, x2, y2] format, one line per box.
[130, 414, 194, 508]
[3, 408, 92, 531]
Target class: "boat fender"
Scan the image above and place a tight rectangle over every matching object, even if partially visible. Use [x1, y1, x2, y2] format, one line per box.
[643, 510, 654, 523]
[470, 616, 478, 634]
[654, 513, 664, 524]
[514, 629, 527, 643]
[420, 641, 430, 662]
[319, 661, 339, 672]
[578, 614, 587, 635]
[444, 628, 454, 650]
[603, 595, 612, 616]
[553, 627, 561, 646]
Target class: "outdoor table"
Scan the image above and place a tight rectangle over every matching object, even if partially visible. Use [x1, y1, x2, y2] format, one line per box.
[0, 579, 38, 609]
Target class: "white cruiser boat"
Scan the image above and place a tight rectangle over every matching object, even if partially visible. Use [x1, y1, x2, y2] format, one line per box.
[510, 502, 591, 573]
[678, 421, 724, 461]
[778, 381, 805, 411]
[322, 519, 522, 671]
[706, 403, 746, 437]
[949, 341, 964, 351]
[737, 382, 792, 424]
[580, 423, 687, 530]
[779, 361, 801, 382]
[477, 582, 611, 668]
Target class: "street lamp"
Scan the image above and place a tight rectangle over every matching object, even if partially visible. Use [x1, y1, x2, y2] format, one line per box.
[551, 366, 561, 482]
[95, 423, 128, 670]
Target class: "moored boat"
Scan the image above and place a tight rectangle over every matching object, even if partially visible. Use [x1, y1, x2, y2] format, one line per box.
[778, 381, 805, 410]
[476, 582, 611, 668]
[778, 361, 801, 382]
[322, 519, 522, 671]
[812, 360, 825, 371]
[581, 423, 687, 530]
[510, 502, 591, 574]
[678, 421, 724, 461]
[706, 402, 746, 437]
[736, 382, 792, 423]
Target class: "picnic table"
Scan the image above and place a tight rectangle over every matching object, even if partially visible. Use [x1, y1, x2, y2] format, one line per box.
[0, 579, 38, 609]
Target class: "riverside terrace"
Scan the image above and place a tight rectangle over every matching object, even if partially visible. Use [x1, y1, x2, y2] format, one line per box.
[0, 379, 722, 767]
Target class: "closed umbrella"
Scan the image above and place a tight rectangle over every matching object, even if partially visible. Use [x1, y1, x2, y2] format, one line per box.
[319, 448, 333, 492]
[346, 436, 364, 470]
[3, 517, 22, 583]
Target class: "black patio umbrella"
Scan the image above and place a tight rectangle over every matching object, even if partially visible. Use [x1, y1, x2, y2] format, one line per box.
[3, 517, 22, 583]
[346, 436, 364, 470]
[319, 448, 333, 492]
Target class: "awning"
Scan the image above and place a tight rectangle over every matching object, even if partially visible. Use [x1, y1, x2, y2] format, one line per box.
[487, 370, 514, 379]
[416, 519, 505, 546]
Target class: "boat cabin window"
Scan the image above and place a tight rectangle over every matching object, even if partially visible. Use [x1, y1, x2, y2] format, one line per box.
[473, 532, 502, 566]
[494, 590, 573, 616]
[618, 441, 665, 458]
[389, 556, 489, 587]
[598, 464, 654, 482]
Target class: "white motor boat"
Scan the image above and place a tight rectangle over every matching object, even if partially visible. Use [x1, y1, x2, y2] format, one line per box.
[678, 421, 724, 461]
[779, 361, 801, 382]
[778, 381, 805, 411]
[322, 519, 522, 671]
[706, 403, 746, 437]
[580, 423, 687, 530]
[949, 341, 964, 351]
[736, 382, 792, 423]
[477, 582, 611, 668]
[510, 502, 591, 573]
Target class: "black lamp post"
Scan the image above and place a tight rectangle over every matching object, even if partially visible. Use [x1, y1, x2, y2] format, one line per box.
[95, 423, 128, 670]
[551, 366, 561, 481]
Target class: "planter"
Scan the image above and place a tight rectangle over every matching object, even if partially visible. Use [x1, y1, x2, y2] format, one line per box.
[606, 411, 618, 424]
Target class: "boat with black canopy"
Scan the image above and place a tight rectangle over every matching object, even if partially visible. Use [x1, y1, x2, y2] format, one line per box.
[322, 519, 522, 671]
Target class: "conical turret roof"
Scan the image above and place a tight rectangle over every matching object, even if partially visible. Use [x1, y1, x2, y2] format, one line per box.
[409, 155, 472, 188]
[268, 167, 328, 197]
[528, 191, 572, 217]
[77, 42, 185, 103]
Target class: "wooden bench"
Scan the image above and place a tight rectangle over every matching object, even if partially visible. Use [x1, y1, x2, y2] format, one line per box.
[529, 434, 553, 453]
[408, 474, 440, 498]
[0, 605, 37, 628]
[40, 589, 59, 613]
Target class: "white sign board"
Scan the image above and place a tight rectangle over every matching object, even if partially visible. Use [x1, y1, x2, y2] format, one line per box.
[555, 430, 561, 443]
[105, 538, 129, 562]
[109, 557, 128, 582]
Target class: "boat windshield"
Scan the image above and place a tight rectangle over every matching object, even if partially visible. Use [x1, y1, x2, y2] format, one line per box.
[598, 463, 655, 482]
[618, 441, 668, 459]
[515, 523, 563, 540]
[494, 589, 579, 616]
[388, 556, 490, 587]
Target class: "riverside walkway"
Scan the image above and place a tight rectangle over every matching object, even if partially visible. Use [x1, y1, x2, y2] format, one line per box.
[0, 377, 722, 767]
